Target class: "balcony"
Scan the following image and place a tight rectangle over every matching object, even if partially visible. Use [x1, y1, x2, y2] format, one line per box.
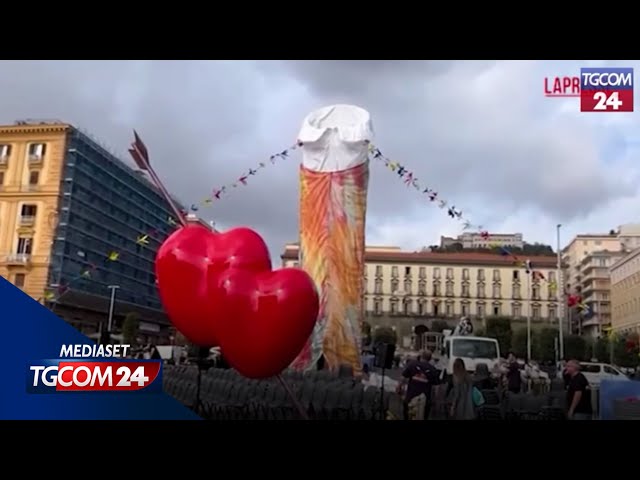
[19, 215, 35, 226]
[0, 155, 7, 166]
[28, 154, 43, 165]
[5, 253, 31, 265]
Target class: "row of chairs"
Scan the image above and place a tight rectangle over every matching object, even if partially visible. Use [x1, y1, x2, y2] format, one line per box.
[163, 367, 403, 420]
[475, 389, 566, 421]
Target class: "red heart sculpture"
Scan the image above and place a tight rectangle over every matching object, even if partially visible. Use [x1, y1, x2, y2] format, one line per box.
[214, 267, 319, 379]
[155, 224, 271, 347]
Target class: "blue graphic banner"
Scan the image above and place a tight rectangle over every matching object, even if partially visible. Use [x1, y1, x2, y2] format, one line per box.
[0, 276, 200, 419]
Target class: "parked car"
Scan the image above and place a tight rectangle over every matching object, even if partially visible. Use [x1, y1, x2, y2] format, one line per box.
[559, 362, 631, 387]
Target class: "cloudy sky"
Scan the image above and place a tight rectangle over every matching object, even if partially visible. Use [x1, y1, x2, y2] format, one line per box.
[1, 60, 638, 259]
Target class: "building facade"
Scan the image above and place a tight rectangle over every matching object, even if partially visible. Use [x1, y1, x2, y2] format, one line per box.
[610, 248, 640, 335]
[578, 250, 624, 338]
[0, 121, 195, 342]
[281, 243, 559, 345]
[440, 232, 523, 249]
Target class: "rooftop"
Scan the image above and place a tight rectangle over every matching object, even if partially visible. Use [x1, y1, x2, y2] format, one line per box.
[281, 245, 559, 268]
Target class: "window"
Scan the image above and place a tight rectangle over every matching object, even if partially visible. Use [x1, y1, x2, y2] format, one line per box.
[604, 366, 619, 375]
[445, 303, 453, 316]
[17, 237, 33, 254]
[461, 304, 468, 316]
[478, 269, 485, 281]
[21, 204, 37, 216]
[375, 265, 382, 276]
[419, 267, 426, 278]
[374, 299, 382, 315]
[0, 171, 4, 185]
[391, 279, 399, 292]
[433, 267, 440, 279]
[477, 303, 485, 317]
[477, 283, 485, 298]
[29, 171, 39, 185]
[512, 285, 521, 298]
[548, 307, 557, 319]
[403, 299, 412, 315]
[532, 285, 540, 300]
[493, 304, 501, 316]
[598, 258, 607, 267]
[13, 273, 26, 288]
[418, 281, 426, 295]
[595, 240, 602, 246]
[418, 301, 425, 315]
[392, 266, 398, 277]
[532, 305, 540, 319]
[446, 268, 453, 279]
[405, 266, 411, 275]
[404, 280, 412, 294]
[492, 284, 501, 298]
[0, 144, 11, 160]
[462, 284, 470, 297]
[433, 283, 441, 296]
[433, 303, 439, 316]
[374, 279, 383, 294]
[548, 271, 556, 282]
[28, 143, 46, 158]
[390, 299, 398, 314]
[446, 282, 454, 296]
[513, 270, 519, 280]
[581, 364, 601, 374]
[452, 339, 498, 359]
[292, 262, 299, 267]
[493, 269, 500, 281]
[512, 304, 521, 317]
[462, 268, 469, 280]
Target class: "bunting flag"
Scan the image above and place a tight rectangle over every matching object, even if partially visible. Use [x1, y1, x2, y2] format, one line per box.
[177, 143, 302, 211]
[42, 226, 175, 306]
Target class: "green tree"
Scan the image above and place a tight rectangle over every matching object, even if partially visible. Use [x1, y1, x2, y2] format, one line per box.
[485, 317, 512, 355]
[534, 327, 557, 362]
[594, 337, 610, 363]
[431, 320, 449, 333]
[564, 335, 587, 361]
[474, 327, 485, 337]
[613, 333, 640, 367]
[373, 326, 397, 345]
[122, 312, 140, 346]
[512, 329, 527, 358]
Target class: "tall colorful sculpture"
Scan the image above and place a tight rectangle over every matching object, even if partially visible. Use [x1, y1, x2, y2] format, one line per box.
[292, 105, 373, 373]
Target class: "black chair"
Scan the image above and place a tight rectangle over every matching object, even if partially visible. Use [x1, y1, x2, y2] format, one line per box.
[310, 385, 328, 420]
[360, 388, 378, 420]
[335, 387, 354, 420]
[351, 383, 365, 419]
[477, 405, 503, 420]
[481, 389, 501, 405]
[323, 387, 341, 420]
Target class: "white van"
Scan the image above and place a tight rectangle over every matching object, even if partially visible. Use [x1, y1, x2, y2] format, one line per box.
[439, 335, 501, 378]
[573, 362, 630, 386]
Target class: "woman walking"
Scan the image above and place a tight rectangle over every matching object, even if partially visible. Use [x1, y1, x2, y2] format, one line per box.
[448, 358, 477, 420]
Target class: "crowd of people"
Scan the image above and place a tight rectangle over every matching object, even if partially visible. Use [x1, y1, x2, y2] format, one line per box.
[394, 350, 593, 420]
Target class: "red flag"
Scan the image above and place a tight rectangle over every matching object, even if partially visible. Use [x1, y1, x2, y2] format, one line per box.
[133, 130, 149, 163]
[129, 131, 150, 170]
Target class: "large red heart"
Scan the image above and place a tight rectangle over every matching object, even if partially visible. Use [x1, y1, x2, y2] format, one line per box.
[155, 224, 271, 347]
[214, 267, 319, 379]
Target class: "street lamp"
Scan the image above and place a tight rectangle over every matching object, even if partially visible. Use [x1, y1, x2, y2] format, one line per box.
[107, 285, 120, 333]
[556, 224, 565, 360]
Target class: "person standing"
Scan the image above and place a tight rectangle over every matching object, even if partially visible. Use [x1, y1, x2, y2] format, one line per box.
[448, 358, 476, 420]
[399, 350, 439, 420]
[506, 352, 522, 394]
[565, 360, 593, 420]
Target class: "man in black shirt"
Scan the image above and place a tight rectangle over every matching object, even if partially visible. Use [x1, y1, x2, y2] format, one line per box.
[565, 360, 593, 420]
[400, 350, 439, 420]
[506, 352, 522, 394]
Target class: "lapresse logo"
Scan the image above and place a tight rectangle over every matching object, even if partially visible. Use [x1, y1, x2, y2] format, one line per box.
[27, 344, 163, 394]
[544, 67, 634, 112]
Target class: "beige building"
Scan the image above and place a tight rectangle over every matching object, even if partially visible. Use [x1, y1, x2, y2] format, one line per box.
[281, 243, 559, 342]
[440, 232, 524, 249]
[562, 225, 640, 336]
[610, 248, 640, 335]
[579, 251, 624, 338]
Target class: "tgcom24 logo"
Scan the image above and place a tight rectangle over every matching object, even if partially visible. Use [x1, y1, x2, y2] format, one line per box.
[26, 344, 163, 394]
[544, 67, 634, 112]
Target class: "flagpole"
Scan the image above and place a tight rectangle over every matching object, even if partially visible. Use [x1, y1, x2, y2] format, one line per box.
[556, 224, 564, 360]
[527, 269, 532, 362]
